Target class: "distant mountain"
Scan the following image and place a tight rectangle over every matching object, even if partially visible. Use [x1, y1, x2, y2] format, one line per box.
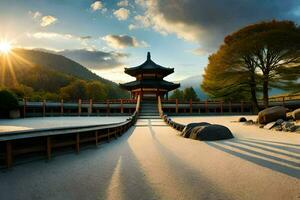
[1, 48, 128, 98]
[179, 75, 208, 100]
[11, 48, 112, 84]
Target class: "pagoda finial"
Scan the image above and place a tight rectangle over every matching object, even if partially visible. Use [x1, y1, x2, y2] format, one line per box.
[147, 52, 151, 60]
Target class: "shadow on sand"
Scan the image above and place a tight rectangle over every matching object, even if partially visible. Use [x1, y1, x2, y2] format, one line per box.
[206, 138, 300, 179]
[147, 122, 232, 200]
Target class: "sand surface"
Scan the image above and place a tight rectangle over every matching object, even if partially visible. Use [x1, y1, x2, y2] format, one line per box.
[0, 116, 128, 132]
[0, 116, 299, 200]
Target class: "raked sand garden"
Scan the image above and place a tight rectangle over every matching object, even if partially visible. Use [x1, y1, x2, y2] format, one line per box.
[0, 115, 299, 200]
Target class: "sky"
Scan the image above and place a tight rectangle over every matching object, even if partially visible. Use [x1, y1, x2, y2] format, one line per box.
[1, 0, 300, 83]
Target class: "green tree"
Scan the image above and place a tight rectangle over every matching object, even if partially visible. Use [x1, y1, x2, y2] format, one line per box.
[183, 87, 199, 101]
[60, 80, 88, 100]
[202, 20, 300, 108]
[202, 39, 261, 109]
[0, 90, 19, 111]
[86, 81, 107, 101]
[170, 89, 184, 100]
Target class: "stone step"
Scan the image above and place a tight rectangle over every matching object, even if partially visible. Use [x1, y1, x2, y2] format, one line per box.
[140, 113, 159, 116]
[141, 109, 158, 112]
[138, 116, 161, 119]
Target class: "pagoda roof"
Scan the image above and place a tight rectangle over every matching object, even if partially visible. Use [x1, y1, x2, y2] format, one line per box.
[124, 52, 174, 77]
[120, 80, 180, 91]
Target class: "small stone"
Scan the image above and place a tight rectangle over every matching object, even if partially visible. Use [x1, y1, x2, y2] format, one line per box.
[275, 119, 284, 125]
[238, 117, 247, 122]
[282, 122, 296, 132]
[264, 122, 277, 130]
[259, 125, 264, 128]
[245, 120, 254, 125]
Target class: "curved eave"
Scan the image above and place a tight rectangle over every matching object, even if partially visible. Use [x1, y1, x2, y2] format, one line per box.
[124, 68, 174, 77]
[120, 80, 180, 91]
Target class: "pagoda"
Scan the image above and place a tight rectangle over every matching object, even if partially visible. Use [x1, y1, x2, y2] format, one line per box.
[120, 52, 180, 100]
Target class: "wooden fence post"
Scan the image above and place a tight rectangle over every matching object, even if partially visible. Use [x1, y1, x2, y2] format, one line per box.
[46, 136, 51, 160]
[42, 99, 46, 117]
[78, 99, 82, 116]
[23, 98, 27, 118]
[5, 141, 13, 168]
[189, 99, 192, 113]
[176, 99, 178, 114]
[241, 100, 244, 113]
[220, 101, 223, 113]
[120, 99, 124, 113]
[106, 100, 110, 114]
[205, 100, 208, 113]
[89, 99, 93, 115]
[95, 131, 98, 146]
[282, 97, 285, 106]
[60, 99, 64, 115]
[76, 133, 80, 154]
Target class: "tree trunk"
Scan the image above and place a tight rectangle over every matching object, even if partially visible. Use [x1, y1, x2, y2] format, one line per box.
[250, 85, 259, 112]
[249, 70, 259, 112]
[262, 76, 269, 108]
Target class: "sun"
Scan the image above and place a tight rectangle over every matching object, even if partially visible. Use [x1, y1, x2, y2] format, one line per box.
[0, 41, 12, 54]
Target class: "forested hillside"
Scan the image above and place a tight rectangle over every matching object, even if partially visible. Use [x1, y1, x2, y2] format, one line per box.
[0, 49, 129, 100]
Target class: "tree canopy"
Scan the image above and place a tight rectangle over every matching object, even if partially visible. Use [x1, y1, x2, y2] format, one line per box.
[170, 87, 199, 101]
[202, 20, 300, 108]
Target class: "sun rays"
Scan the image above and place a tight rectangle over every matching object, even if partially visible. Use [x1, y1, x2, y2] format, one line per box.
[0, 39, 33, 87]
[0, 41, 11, 54]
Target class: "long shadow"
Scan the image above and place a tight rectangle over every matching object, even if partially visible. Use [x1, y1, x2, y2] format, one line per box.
[206, 140, 300, 179]
[148, 125, 233, 200]
[234, 140, 300, 160]
[240, 139, 300, 154]
[0, 127, 158, 200]
[243, 138, 300, 148]
[221, 140, 300, 168]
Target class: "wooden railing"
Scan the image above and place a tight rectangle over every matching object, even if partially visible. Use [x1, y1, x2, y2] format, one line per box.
[161, 97, 300, 114]
[0, 96, 141, 168]
[20, 98, 137, 117]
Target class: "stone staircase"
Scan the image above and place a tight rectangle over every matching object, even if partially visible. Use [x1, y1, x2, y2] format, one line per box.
[138, 100, 160, 119]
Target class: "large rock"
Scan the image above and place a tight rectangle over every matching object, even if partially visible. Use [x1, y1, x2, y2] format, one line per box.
[257, 106, 287, 124]
[181, 122, 210, 138]
[189, 124, 234, 141]
[292, 108, 300, 120]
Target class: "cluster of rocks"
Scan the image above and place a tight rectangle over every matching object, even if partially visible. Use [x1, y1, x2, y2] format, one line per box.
[161, 114, 234, 141]
[162, 115, 186, 131]
[180, 122, 234, 141]
[239, 106, 300, 133]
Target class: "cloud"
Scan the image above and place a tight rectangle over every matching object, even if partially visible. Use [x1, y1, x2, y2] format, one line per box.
[113, 8, 130, 20]
[133, 0, 300, 53]
[27, 32, 92, 48]
[29, 11, 42, 19]
[79, 36, 92, 40]
[102, 34, 148, 49]
[191, 48, 209, 56]
[117, 0, 129, 7]
[90, 1, 103, 11]
[28, 32, 74, 40]
[59, 49, 129, 70]
[40, 15, 57, 27]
